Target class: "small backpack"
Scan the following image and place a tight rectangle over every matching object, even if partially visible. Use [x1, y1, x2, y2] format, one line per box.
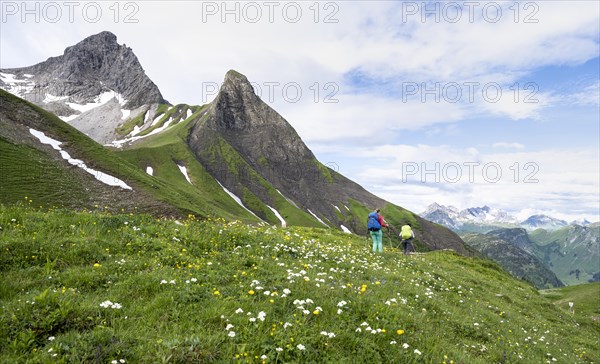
[401, 225, 413, 240]
[367, 212, 381, 231]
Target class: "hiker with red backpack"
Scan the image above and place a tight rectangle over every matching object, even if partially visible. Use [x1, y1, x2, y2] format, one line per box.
[367, 209, 388, 253]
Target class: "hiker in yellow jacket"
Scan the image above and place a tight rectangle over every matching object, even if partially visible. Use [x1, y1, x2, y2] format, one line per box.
[400, 224, 415, 255]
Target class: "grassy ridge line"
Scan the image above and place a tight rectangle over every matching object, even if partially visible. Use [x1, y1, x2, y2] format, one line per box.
[1, 206, 597, 363]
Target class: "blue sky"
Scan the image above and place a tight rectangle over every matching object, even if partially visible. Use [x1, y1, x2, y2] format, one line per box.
[1, 1, 599, 221]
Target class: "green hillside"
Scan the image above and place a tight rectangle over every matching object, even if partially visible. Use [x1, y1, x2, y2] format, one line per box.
[541, 283, 600, 329]
[0, 90, 261, 223]
[114, 110, 323, 229]
[462, 233, 564, 289]
[530, 225, 600, 285]
[1, 205, 597, 363]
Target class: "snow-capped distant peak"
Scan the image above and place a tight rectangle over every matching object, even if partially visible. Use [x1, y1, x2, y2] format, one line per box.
[459, 206, 518, 224]
[421, 202, 521, 232]
[520, 215, 568, 231]
[421, 203, 459, 217]
[571, 219, 591, 226]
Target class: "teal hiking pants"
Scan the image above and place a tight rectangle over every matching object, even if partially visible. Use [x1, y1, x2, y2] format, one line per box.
[370, 229, 383, 253]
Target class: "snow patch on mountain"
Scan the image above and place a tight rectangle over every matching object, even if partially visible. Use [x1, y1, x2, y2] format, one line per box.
[29, 128, 132, 190]
[151, 113, 164, 126]
[267, 205, 286, 227]
[43, 93, 69, 104]
[121, 109, 131, 120]
[308, 209, 328, 226]
[66, 91, 124, 113]
[177, 164, 192, 184]
[276, 189, 299, 208]
[340, 225, 352, 233]
[59, 115, 79, 122]
[216, 180, 263, 221]
[0, 72, 35, 98]
[108, 107, 177, 148]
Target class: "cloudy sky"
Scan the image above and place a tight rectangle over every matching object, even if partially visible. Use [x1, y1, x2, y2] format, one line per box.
[1, 1, 599, 222]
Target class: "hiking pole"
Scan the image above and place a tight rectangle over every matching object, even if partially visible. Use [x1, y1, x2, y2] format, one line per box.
[388, 225, 399, 252]
[386, 227, 394, 250]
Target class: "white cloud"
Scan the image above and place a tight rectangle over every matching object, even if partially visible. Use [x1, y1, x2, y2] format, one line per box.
[493, 142, 525, 150]
[1, 1, 598, 108]
[349, 144, 600, 222]
[564, 81, 600, 106]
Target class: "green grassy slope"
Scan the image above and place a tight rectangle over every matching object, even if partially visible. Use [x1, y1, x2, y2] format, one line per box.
[541, 283, 600, 332]
[0, 90, 184, 214]
[0, 90, 265, 222]
[0, 138, 90, 207]
[114, 116, 263, 224]
[530, 226, 600, 285]
[121, 119, 324, 228]
[1, 205, 597, 363]
[461, 233, 564, 289]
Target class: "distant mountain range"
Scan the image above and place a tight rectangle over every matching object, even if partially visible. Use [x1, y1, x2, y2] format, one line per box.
[421, 203, 593, 233]
[461, 225, 599, 287]
[462, 231, 564, 289]
[421, 203, 599, 287]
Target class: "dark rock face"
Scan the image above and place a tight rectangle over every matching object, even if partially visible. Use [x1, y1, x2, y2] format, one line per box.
[209, 70, 314, 162]
[1, 31, 165, 109]
[487, 228, 534, 253]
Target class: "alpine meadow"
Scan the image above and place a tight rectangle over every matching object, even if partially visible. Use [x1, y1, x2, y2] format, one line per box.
[1, 1, 599, 363]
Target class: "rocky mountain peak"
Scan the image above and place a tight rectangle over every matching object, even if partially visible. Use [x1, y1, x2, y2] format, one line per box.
[224, 69, 250, 84]
[521, 215, 568, 230]
[64, 31, 119, 55]
[1, 30, 165, 110]
[206, 69, 313, 161]
[210, 69, 263, 131]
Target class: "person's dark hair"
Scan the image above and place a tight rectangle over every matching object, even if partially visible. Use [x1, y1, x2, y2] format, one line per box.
[376, 208, 380, 213]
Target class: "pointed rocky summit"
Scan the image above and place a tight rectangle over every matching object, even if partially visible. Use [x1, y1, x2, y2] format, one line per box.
[0, 31, 165, 110]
